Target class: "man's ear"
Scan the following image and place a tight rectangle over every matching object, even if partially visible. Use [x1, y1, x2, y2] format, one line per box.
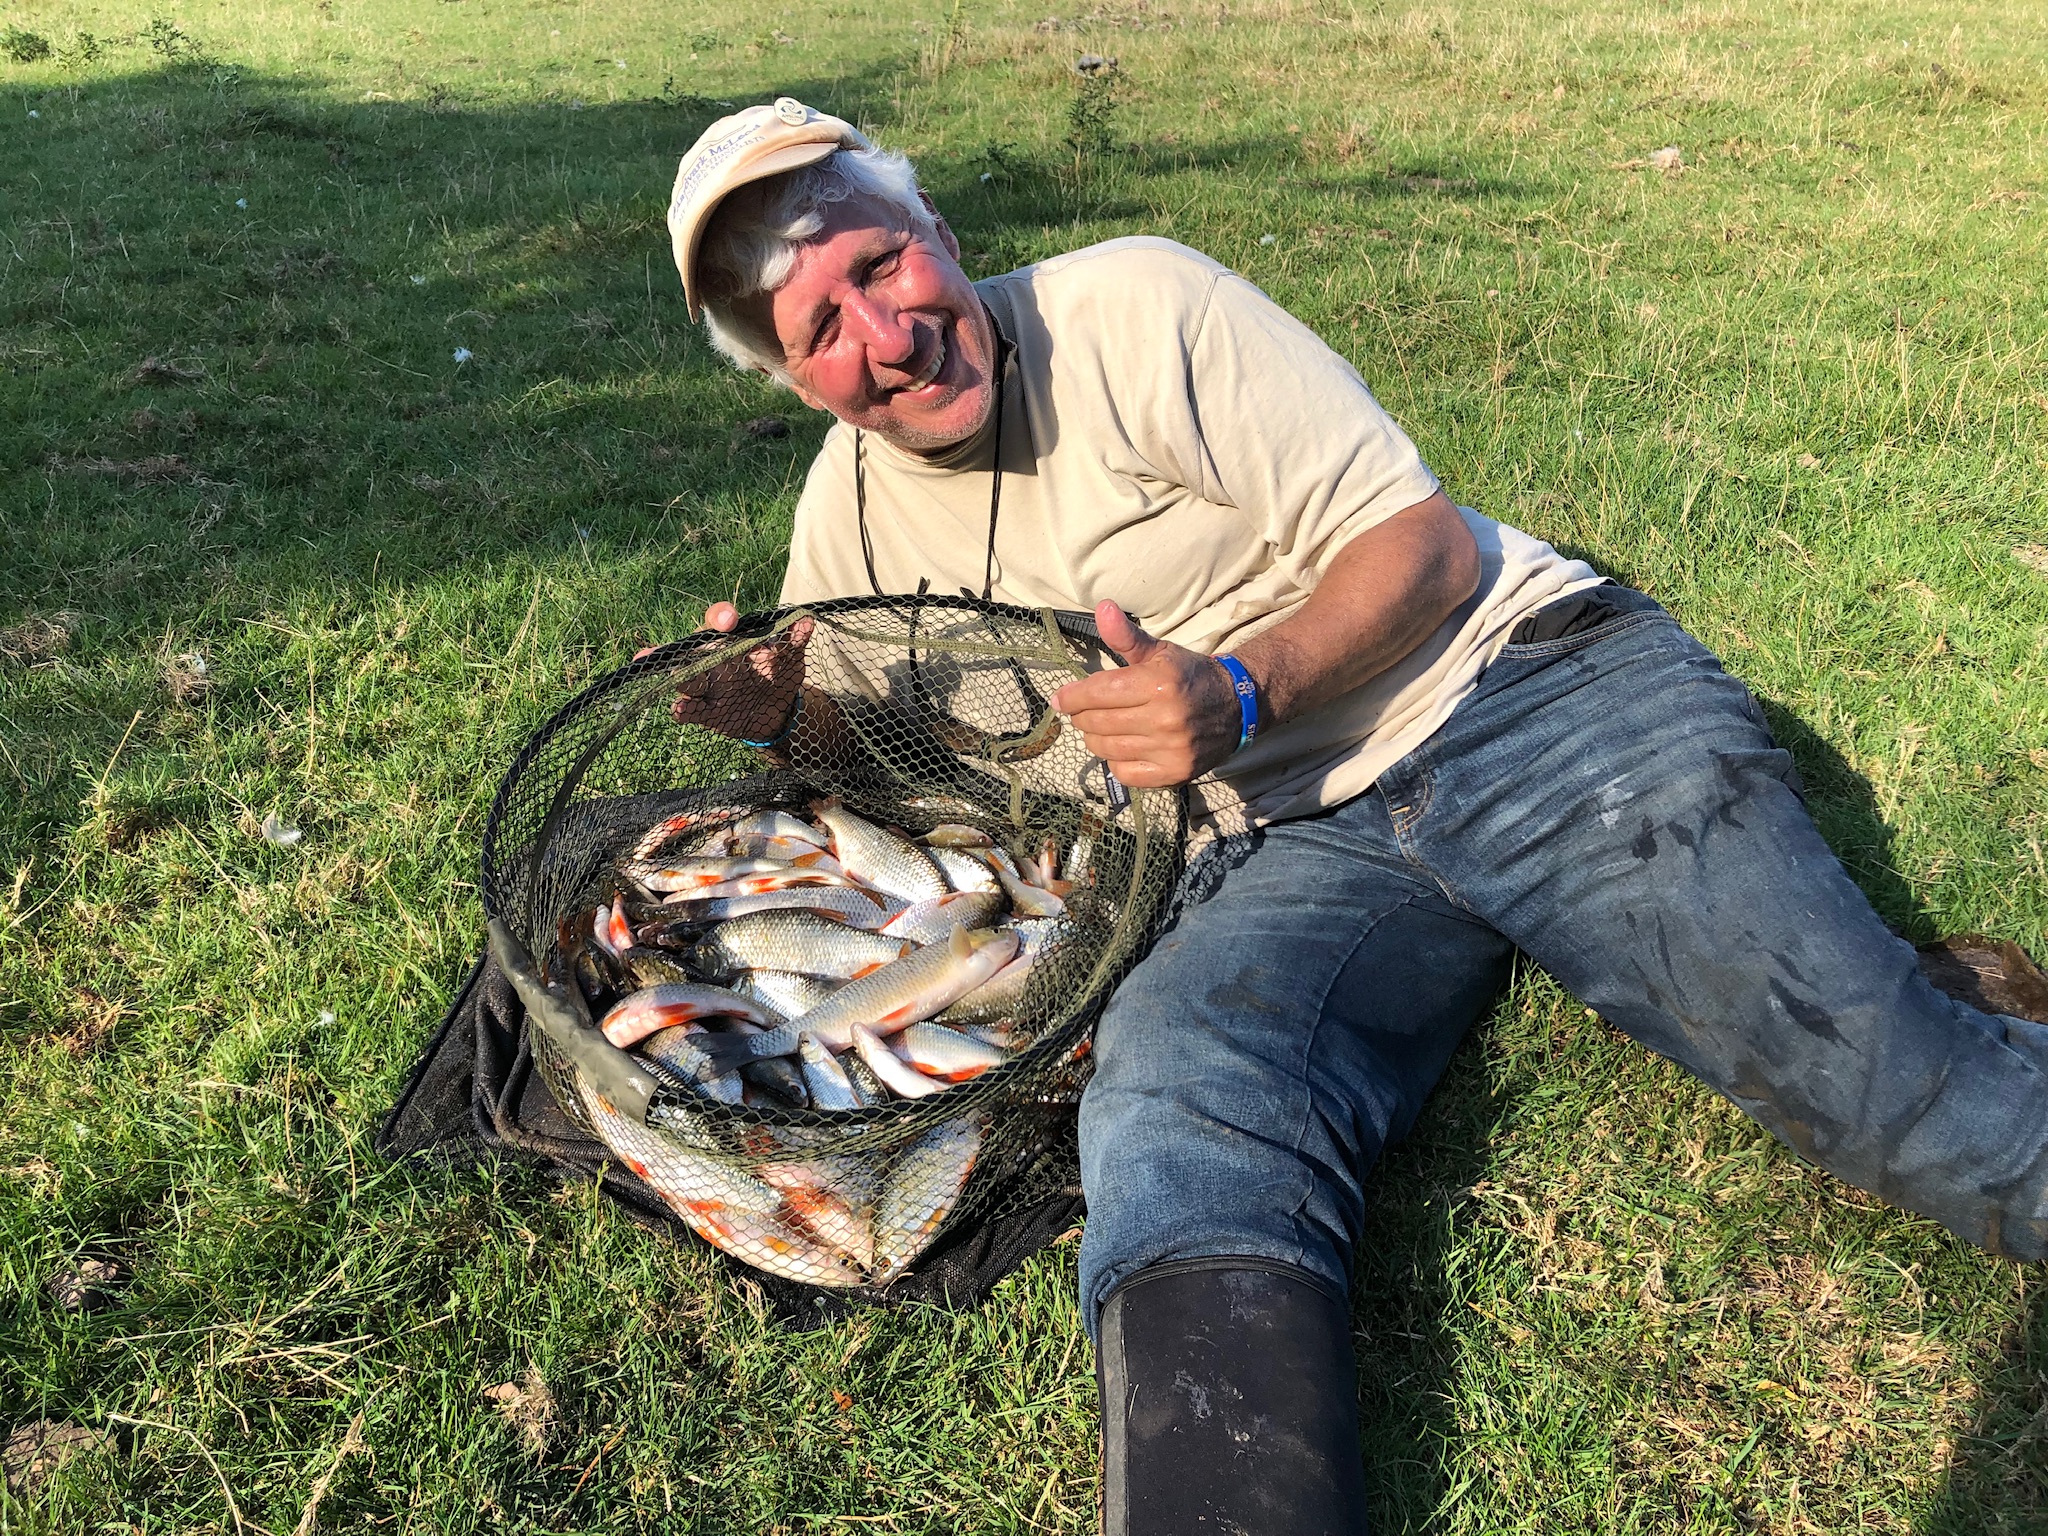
[919, 191, 962, 261]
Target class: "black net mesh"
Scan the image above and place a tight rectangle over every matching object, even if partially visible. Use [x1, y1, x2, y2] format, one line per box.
[478, 595, 1184, 1293]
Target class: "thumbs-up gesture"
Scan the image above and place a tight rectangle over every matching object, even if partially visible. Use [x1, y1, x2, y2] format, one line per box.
[1051, 600, 1247, 788]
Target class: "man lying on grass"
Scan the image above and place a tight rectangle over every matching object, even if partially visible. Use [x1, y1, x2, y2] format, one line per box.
[660, 99, 2048, 1534]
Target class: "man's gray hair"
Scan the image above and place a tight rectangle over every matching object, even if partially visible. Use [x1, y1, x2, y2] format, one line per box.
[697, 147, 931, 377]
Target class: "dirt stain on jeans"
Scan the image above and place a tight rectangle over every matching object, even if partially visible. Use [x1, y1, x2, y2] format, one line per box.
[1768, 974, 1848, 1046]
[1630, 816, 1659, 861]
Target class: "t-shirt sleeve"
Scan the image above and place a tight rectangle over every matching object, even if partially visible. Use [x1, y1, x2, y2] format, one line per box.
[1179, 270, 1440, 580]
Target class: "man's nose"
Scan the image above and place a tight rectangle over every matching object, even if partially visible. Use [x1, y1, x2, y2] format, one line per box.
[841, 290, 916, 369]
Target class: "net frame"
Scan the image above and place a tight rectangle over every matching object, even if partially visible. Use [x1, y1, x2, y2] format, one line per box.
[477, 594, 1185, 1294]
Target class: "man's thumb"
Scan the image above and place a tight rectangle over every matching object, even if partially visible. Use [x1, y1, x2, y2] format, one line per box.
[1096, 600, 1164, 665]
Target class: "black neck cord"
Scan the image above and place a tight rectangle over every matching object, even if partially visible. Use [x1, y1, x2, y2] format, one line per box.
[855, 306, 1013, 601]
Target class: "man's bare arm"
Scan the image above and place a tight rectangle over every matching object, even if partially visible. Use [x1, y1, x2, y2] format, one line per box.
[1050, 490, 1482, 788]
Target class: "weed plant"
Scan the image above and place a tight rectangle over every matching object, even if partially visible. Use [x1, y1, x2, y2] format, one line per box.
[2, 1, 2045, 1532]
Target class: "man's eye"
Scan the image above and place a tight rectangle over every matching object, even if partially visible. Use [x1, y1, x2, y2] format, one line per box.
[866, 250, 901, 283]
[810, 313, 839, 354]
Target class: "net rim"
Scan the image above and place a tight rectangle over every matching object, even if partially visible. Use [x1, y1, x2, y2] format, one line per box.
[478, 593, 1109, 931]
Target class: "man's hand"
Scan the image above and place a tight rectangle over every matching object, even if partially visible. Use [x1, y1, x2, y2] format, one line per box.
[1049, 492, 1484, 788]
[1052, 602, 1243, 789]
[638, 603, 814, 741]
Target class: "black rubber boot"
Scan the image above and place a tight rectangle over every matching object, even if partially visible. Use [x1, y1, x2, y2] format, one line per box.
[1097, 1258, 1370, 1536]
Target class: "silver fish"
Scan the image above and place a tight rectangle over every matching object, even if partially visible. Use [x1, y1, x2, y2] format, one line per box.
[962, 1020, 1030, 1051]
[936, 919, 1057, 1025]
[731, 969, 840, 1019]
[630, 806, 754, 862]
[894, 1022, 1009, 1082]
[798, 1035, 866, 1112]
[850, 1023, 944, 1099]
[729, 809, 828, 847]
[651, 868, 851, 901]
[688, 911, 912, 982]
[872, 1114, 984, 1282]
[880, 890, 1006, 946]
[814, 800, 947, 904]
[841, 1049, 888, 1107]
[990, 861, 1066, 918]
[623, 854, 843, 894]
[579, 1082, 865, 1287]
[715, 925, 1021, 1064]
[927, 845, 1001, 895]
[758, 1156, 876, 1270]
[727, 834, 851, 868]
[638, 1023, 744, 1103]
[655, 885, 905, 929]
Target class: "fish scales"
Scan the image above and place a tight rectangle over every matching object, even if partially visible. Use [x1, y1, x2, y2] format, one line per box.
[872, 1115, 984, 1282]
[815, 802, 947, 903]
[798, 1036, 866, 1112]
[654, 886, 903, 930]
[717, 925, 1020, 1064]
[936, 919, 1057, 1025]
[880, 891, 1006, 946]
[927, 845, 1001, 895]
[638, 1024, 744, 1103]
[895, 1022, 1009, 1082]
[689, 910, 912, 981]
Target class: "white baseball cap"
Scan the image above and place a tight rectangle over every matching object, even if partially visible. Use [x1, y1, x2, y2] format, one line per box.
[667, 96, 872, 320]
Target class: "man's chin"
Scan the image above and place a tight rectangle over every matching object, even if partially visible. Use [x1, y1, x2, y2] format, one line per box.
[866, 382, 994, 456]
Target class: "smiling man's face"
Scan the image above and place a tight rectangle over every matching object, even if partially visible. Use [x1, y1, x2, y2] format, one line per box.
[742, 192, 997, 456]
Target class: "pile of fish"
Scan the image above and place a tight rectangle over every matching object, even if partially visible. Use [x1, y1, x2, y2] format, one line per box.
[551, 798, 1079, 1113]
[514, 797, 1090, 1288]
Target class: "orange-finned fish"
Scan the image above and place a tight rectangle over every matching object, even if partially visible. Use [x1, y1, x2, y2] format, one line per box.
[602, 894, 636, 956]
[578, 1084, 866, 1287]
[757, 1157, 876, 1270]
[936, 918, 1057, 1025]
[713, 925, 1020, 1067]
[893, 1021, 1010, 1082]
[850, 1023, 945, 1099]
[599, 982, 775, 1046]
[623, 854, 849, 894]
[871, 1114, 983, 1282]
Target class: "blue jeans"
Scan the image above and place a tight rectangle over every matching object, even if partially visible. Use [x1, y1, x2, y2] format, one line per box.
[1078, 590, 2048, 1327]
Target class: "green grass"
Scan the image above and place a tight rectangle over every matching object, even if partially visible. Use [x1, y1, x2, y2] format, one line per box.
[3, 0, 2046, 1529]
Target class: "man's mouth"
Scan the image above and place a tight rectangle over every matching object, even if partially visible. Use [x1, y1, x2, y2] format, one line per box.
[895, 330, 947, 394]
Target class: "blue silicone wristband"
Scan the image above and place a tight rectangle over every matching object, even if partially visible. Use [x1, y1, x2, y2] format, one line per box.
[740, 689, 803, 751]
[1213, 655, 1260, 750]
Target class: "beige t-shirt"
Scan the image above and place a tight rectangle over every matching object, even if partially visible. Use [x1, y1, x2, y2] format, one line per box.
[780, 237, 1602, 829]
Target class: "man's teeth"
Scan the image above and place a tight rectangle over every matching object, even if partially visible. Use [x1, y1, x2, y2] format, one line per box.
[908, 336, 946, 389]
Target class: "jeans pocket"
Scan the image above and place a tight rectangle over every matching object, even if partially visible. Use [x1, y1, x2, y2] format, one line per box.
[1494, 608, 1667, 661]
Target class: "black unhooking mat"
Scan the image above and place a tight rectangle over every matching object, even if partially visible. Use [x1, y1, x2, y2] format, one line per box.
[374, 946, 1087, 1327]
